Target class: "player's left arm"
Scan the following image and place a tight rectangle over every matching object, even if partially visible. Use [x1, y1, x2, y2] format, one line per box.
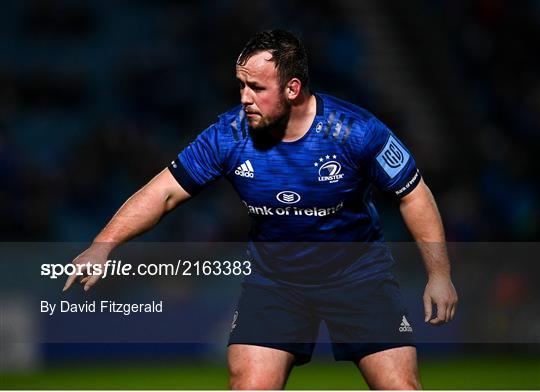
[399, 178, 458, 325]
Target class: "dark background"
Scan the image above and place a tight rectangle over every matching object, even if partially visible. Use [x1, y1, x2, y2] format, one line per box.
[1, 0, 538, 243]
[1, 0, 539, 388]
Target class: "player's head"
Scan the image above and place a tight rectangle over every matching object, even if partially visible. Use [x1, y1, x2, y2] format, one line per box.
[236, 30, 310, 130]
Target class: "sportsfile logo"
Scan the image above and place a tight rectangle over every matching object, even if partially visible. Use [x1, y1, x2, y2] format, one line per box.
[314, 154, 344, 184]
[235, 159, 254, 178]
[399, 315, 413, 333]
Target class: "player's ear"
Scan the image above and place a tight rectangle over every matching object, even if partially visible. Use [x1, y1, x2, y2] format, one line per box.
[285, 78, 302, 100]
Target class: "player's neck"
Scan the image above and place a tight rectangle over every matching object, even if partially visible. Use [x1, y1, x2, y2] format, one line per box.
[282, 93, 316, 142]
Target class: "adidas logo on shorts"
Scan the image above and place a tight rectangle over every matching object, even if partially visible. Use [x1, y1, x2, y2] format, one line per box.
[399, 315, 413, 333]
[235, 160, 254, 178]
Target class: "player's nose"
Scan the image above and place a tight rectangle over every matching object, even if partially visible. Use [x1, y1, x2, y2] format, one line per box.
[240, 88, 253, 106]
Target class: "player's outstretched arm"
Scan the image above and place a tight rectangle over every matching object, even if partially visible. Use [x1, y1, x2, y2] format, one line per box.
[63, 168, 190, 292]
[399, 178, 458, 325]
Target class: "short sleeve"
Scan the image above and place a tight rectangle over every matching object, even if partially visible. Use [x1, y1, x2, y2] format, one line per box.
[362, 117, 421, 197]
[168, 124, 223, 196]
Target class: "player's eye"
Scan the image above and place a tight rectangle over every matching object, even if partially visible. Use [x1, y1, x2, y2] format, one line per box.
[249, 84, 264, 92]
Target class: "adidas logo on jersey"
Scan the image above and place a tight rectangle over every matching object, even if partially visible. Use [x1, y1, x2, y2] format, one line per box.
[235, 160, 254, 178]
[399, 315, 413, 332]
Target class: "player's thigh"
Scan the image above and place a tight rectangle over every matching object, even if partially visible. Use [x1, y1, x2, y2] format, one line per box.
[357, 345, 421, 390]
[229, 282, 319, 365]
[228, 344, 295, 390]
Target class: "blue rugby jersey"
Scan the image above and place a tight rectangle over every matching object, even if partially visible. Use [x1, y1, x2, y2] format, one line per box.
[169, 93, 421, 286]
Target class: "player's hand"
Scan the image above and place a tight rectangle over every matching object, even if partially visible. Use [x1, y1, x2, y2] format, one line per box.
[423, 274, 458, 325]
[62, 244, 110, 292]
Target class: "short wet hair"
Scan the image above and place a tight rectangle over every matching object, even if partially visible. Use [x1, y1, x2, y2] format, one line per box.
[237, 29, 309, 91]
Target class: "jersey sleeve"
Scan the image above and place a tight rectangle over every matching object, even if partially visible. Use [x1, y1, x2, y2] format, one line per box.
[168, 124, 224, 196]
[361, 117, 421, 197]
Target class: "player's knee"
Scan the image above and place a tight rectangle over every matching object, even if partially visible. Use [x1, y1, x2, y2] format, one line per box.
[406, 379, 422, 390]
[229, 370, 281, 390]
[228, 363, 244, 389]
[371, 373, 421, 390]
[393, 376, 422, 390]
[229, 362, 278, 390]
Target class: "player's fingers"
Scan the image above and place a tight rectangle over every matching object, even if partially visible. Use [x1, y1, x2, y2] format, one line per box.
[429, 316, 444, 325]
[438, 301, 449, 323]
[80, 276, 90, 284]
[429, 301, 447, 325]
[73, 260, 90, 279]
[450, 303, 456, 321]
[84, 275, 101, 292]
[438, 301, 447, 322]
[429, 305, 445, 325]
[423, 295, 432, 322]
[63, 272, 78, 292]
[445, 303, 451, 322]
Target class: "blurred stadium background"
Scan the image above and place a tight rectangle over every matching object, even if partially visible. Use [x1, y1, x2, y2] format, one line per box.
[1, 0, 539, 389]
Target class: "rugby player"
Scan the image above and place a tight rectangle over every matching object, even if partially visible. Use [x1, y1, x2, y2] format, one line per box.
[64, 30, 458, 390]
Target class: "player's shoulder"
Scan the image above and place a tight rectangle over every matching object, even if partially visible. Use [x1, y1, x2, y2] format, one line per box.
[213, 104, 250, 143]
[316, 93, 380, 147]
[318, 93, 374, 121]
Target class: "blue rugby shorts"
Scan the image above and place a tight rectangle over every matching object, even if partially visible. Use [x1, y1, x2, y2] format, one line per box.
[228, 276, 415, 365]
